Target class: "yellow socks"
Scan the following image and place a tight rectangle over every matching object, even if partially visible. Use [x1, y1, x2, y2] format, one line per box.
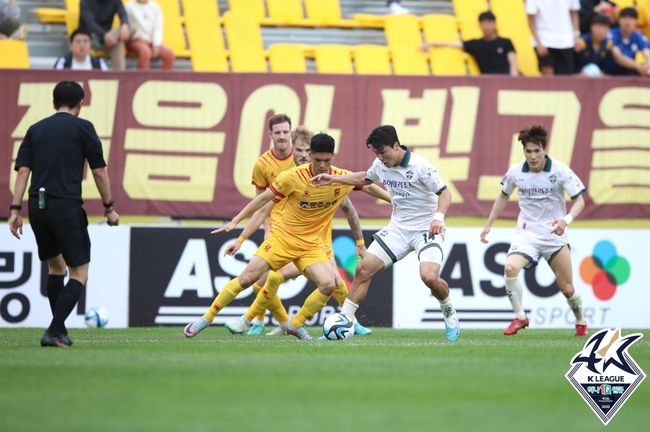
[290, 288, 330, 328]
[332, 279, 348, 306]
[251, 283, 266, 322]
[203, 278, 245, 322]
[244, 271, 287, 323]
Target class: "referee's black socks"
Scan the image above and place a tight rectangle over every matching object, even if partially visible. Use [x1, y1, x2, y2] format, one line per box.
[46, 274, 65, 314]
[48, 279, 83, 336]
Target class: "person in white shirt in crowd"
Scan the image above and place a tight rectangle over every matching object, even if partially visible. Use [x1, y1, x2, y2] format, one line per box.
[480, 124, 588, 337]
[54, 29, 109, 71]
[527, 0, 581, 75]
[311, 125, 460, 342]
[125, 0, 174, 70]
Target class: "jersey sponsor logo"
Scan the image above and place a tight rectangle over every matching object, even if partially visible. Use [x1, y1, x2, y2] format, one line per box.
[566, 328, 645, 425]
[518, 186, 555, 196]
[382, 179, 411, 189]
[299, 199, 338, 209]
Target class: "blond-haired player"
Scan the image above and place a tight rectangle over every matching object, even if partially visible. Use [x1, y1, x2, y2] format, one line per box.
[184, 133, 388, 340]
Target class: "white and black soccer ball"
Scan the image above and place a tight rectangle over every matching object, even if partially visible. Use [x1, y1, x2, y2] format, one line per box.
[84, 306, 109, 328]
[323, 313, 355, 340]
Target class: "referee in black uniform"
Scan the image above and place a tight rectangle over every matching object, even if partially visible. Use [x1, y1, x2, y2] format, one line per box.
[8, 80, 119, 347]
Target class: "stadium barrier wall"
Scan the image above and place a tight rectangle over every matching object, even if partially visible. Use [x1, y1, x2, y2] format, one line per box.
[1, 226, 648, 329]
[1, 70, 649, 220]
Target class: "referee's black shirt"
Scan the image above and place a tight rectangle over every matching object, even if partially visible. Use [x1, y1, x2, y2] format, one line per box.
[14, 112, 107, 203]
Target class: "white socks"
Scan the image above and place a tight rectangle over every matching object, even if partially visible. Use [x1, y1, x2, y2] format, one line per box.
[438, 296, 456, 318]
[505, 276, 527, 320]
[567, 292, 585, 324]
[341, 298, 359, 317]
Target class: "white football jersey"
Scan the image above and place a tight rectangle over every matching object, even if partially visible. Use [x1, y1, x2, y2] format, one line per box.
[501, 157, 585, 239]
[365, 148, 447, 230]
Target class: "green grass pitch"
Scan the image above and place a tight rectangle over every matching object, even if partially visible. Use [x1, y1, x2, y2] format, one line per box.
[1, 327, 648, 432]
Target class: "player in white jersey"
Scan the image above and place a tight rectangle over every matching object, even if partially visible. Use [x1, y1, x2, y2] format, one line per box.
[312, 125, 460, 342]
[480, 124, 588, 337]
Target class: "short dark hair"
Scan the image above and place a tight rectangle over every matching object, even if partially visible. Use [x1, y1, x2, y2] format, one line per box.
[310, 132, 335, 153]
[591, 13, 612, 26]
[366, 125, 399, 151]
[619, 7, 638, 19]
[69, 28, 91, 43]
[53, 80, 85, 109]
[517, 124, 548, 149]
[478, 11, 496, 22]
[268, 113, 292, 131]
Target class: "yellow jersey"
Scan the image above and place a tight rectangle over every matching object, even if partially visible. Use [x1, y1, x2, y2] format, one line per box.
[269, 164, 362, 248]
[251, 148, 295, 229]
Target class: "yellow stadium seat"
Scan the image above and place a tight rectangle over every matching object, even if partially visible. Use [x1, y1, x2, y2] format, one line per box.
[182, 0, 219, 19]
[268, 43, 307, 73]
[614, 0, 637, 7]
[490, 0, 539, 76]
[0, 40, 30, 69]
[227, 0, 265, 20]
[304, 0, 357, 28]
[223, 11, 267, 72]
[390, 48, 429, 75]
[314, 44, 353, 74]
[266, 0, 311, 26]
[184, 8, 227, 72]
[452, 0, 487, 40]
[384, 14, 422, 49]
[33, 8, 67, 24]
[466, 53, 481, 75]
[157, 0, 189, 58]
[350, 13, 386, 29]
[421, 14, 467, 75]
[353, 44, 392, 75]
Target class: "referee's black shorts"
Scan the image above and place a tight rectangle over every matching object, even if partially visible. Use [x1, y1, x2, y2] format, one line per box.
[28, 197, 91, 267]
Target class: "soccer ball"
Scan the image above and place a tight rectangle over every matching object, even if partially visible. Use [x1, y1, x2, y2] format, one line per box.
[323, 313, 355, 340]
[84, 306, 109, 328]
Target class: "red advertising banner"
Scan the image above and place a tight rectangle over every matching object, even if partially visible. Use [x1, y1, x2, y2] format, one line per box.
[1, 70, 648, 219]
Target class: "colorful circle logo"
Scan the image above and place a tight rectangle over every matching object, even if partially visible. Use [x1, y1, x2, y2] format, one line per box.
[333, 236, 358, 285]
[579, 240, 630, 301]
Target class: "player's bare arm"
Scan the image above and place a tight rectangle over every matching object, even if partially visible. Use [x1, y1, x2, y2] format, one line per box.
[480, 191, 510, 243]
[361, 183, 391, 203]
[8, 166, 30, 239]
[224, 200, 274, 256]
[430, 187, 451, 236]
[551, 193, 585, 236]
[341, 197, 365, 258]
[211, 189, 276, 235]
[311, 171, 369, 186]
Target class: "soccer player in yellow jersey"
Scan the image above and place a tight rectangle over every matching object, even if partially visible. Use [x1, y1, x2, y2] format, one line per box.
[184, 132, 389, 340]
[224, 127, 380, 337]
[232, 114, 297, 335]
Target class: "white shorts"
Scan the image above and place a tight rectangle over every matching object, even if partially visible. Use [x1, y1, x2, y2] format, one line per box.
[367, 225, 444, 269]
[508, 232, 569, 268]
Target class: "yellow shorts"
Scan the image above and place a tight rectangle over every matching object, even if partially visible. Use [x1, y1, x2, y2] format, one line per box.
[255, 233, 329, 273]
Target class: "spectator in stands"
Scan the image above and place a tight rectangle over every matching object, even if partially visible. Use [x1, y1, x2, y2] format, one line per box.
[575, 14, 616, 76]
[387, 1, 409, 15]
[639, 0, 650, 41]
[420, 11, 519, 76]
[579, 1, 617, 35]
[609, 7, 650, 75]
[79, 0, 130, 70]
[53, 29, 109, 70]
[0, 0, 22, 39]
[526, 0, 581, 75]
[125, 0, 175, 70]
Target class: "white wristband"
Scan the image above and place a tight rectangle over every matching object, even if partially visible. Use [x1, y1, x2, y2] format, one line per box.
[433, 212, 445, 222]
[563, 214, 574, 225]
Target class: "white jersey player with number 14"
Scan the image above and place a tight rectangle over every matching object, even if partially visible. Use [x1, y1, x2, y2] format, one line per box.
[311, 125, 460, 342]
[481, 124, 588, 337]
